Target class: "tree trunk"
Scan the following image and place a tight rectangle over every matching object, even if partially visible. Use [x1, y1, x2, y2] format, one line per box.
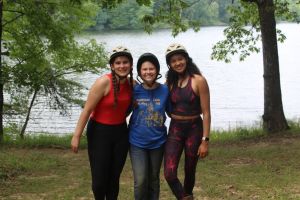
[0, 1, 4, 143]
[257, 0, 289, 132]
[20, 89, 38, 139]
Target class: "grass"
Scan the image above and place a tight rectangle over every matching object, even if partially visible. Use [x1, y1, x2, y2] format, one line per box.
[1, 125, 300, 200]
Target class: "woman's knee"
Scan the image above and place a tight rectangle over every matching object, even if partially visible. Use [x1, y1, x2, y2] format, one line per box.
[92, 181, 106, 197]
[164, 168, 177, 182]
[134, 172, 147, 187]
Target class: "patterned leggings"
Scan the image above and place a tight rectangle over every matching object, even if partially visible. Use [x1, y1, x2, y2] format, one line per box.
[164, 117, 203, 200]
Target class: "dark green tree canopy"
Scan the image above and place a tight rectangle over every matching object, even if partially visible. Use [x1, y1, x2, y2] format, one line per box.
[0, 0, 108, 139]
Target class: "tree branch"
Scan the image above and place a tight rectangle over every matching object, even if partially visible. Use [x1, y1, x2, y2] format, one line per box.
[20, 88, 39, 138]
[1, 51, 9, 56]
[189, 0, 201, 7]
[241, 0, 259, 3]
[3, 13, 24, 27]
[55, 63, 93, 78]
[55, 69, 84, 78]
[3, 9, 24, 14]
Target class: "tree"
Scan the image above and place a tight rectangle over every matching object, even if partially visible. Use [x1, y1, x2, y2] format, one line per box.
[0, 0, 4, 142]
[217, 0, 232, 23]
[183, 0, 220, 26]
[255, 0, 288, 131]
[0, 0, 108, 142]
[90, 0, 228, 30]
[140, 0, 295, 132]
[211, 0, 299, 132]
[107, 0, 145, 30]
[89, 0, 153, 31]
[135, 0, 297, 132]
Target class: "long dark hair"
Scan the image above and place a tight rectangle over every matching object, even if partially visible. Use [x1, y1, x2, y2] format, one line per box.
[166, 53, 201, 89]
[110, 57, 134, 108]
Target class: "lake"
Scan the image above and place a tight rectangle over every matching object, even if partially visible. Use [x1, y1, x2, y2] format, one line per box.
[22, 23, 300, 134]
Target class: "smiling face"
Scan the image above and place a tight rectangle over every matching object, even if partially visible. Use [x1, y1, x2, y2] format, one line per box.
[140, 61, 157, 85]
[111, 56, 132, 78]
[169, 53, 187, 74]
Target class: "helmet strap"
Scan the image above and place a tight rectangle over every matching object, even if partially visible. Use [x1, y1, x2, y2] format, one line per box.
[137, 73, 161, 89]
[136, 76, 143, 84]
[156, 74, 162, 80]
[137, 75, 155, 89]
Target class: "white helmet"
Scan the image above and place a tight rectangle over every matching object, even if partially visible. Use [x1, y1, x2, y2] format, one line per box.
[165, 43, 188, 64]
[109, 46, 133, 64]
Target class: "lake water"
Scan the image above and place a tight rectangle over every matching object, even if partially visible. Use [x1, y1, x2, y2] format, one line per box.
[20, 23, 300, 134]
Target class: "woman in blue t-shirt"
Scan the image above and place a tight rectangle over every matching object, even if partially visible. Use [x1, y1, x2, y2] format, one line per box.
[129, 53, 170, 200]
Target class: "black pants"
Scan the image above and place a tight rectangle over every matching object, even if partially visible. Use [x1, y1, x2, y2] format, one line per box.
[87, 120, 129, 200]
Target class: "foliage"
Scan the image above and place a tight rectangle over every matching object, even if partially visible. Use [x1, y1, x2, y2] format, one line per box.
[3, 132, 87, 149]
[211, 0, 298, 62]
[183, 0, 220, 26]
[212, 1, 261, 62]
[2, 0, 298, 138]
[142, 0, 200, 36]
[87, 0, 300, 32]
[107, 0, 150, 30]
[72, 0, 151, 8]
[1, 0, 108, 137]
[89, 0, 232, 32]
[89, 0, 159, 31]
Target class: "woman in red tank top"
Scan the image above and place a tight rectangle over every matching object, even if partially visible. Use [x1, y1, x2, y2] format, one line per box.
[71, 46, 133, 200]
[164, 43, 211, 200]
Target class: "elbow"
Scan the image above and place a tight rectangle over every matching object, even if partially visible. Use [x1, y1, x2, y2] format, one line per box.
[202, 111, 211, 121]
[82, 107, 94, 117]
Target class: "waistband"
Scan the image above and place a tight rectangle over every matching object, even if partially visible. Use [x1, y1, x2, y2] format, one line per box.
[171, 116, 201, 123]
[171, 114, 200, 120]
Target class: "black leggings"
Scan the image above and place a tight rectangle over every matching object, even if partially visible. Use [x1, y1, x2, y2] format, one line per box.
[164, 117, 203, 199]
[87, 120, 129, 200]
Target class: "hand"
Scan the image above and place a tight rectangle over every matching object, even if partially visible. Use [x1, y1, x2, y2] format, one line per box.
[71, 135, 80, 153]
[197, 141, 209, 158]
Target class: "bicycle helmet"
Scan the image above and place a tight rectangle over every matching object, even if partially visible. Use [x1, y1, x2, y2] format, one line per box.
[109, 46, 133, 65]
[136, 53, 162, 83]
[137, 53, 160, 75]
[165, 43, 188, 65]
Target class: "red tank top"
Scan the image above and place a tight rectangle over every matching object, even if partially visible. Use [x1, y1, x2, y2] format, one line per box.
[90, 73, 132, 125]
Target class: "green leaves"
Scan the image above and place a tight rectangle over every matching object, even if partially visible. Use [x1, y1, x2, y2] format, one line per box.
[211, 0, 296, 63]
[136, 0, 152, 6]
[211, 25, 261, 63]
[108, 0, 148, 30]
[1, 1, 108, 134]
[140, 0, 197, 36]
[211, 1, 260, 62]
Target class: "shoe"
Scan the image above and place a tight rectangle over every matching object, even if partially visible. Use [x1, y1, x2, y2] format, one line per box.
[182, 195, 193, 200]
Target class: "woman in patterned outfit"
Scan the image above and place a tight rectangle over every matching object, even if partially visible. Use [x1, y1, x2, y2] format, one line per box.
[164, 43, 211, 200]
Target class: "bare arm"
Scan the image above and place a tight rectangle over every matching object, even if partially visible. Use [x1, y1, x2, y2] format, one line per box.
[71, 76, 110, 153]
[194, 75, 211, 158]
[198, 76, 211, 139]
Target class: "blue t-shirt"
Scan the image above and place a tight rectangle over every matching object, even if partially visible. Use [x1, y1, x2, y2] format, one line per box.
[129, 83, 170, 149]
